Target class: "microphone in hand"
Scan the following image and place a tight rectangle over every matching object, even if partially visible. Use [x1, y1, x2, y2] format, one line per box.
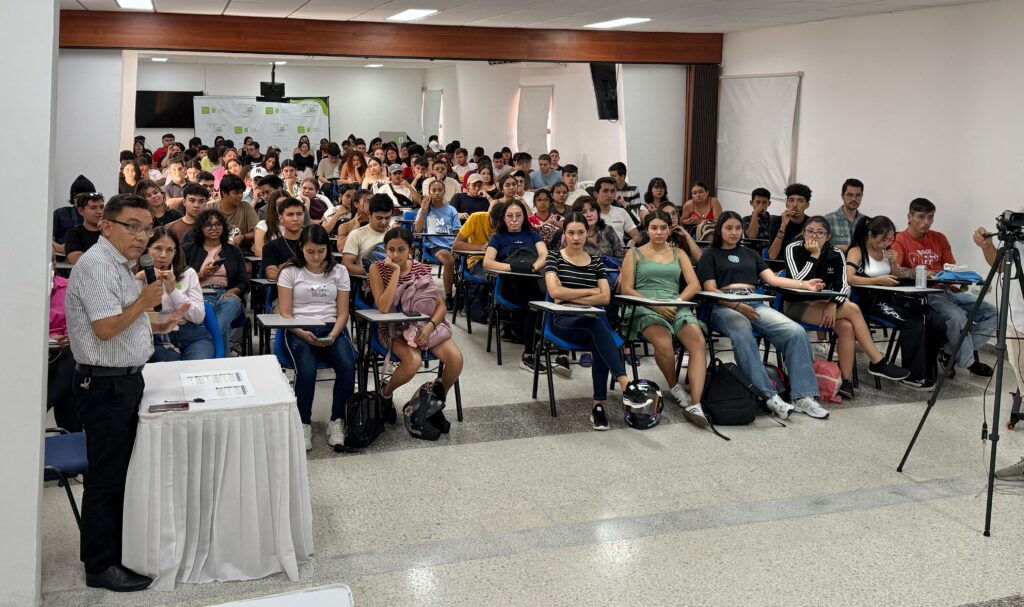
[140, 254, 163, 312]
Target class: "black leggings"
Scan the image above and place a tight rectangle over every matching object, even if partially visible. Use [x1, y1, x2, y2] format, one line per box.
[868, 299, 947, 382]
[499, 276, 546, 355]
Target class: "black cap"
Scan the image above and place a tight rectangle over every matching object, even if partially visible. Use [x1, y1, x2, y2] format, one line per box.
[68, 175, 96, 203]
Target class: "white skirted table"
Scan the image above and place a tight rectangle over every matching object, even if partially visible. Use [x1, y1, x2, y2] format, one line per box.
[122, 356, 313, 591]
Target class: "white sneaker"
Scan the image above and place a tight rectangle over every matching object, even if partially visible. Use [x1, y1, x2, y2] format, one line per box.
[793, 396, 830, 419]
[302, 424, 312, 452]
[669, 384, 690, 408]
[767, 395, 794, 420]
[327, 419, 345, 449]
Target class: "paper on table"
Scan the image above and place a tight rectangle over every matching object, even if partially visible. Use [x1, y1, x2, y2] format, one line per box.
[180, 370, 255, 401]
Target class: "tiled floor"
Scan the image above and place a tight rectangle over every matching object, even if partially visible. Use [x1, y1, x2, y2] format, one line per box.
[39, 315, 1024, 606]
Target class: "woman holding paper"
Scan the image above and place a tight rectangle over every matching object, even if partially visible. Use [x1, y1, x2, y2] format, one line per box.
[619, 210, 708, 428]
[278, 224, 356, 452]
[543, 213, 632, 432]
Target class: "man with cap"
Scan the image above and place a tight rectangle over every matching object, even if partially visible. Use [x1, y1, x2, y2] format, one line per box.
[378, 163, 421, 208]
[53, 175, 95, 254]
[450, 173, 490, 221]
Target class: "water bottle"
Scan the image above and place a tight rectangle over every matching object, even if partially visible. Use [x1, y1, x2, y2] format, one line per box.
[915, 265, 927, 288]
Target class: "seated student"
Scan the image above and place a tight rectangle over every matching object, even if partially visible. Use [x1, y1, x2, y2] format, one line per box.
[822, 178, 865, 251]
[767, 183, 813, 260]
[197, 171, 217, 198]
[697, 211, 830, 419]
[511, 169, 535, 208]
[278, 225, 356, 452]
[742, 187, 774, 244]
[168, 182, 208, 244]
[609, 162, 641, 215]
[530, 154, 562, 190]
[341, 193, 393, 278]
[186, 209, 249, 352]
[528, 188, 562, 248]
[783, 216, 910, 398]
[422, 159, 461, 203]
[362, 157, 386, 192]
[328, 188, 370, 249]
[207, 173, 259, 251]
[450, 173, 490, 221]
[138, 228, 215, 362]
[47, 273, 81, 432]
[252, 173, 283, 216]
[561, 164, 585, 208]
[566, 196, 623, 260]
[64, 192, 105, 264]
[415, 179, 461, 309]
[453, 203, 506, 323]
[644, 200, 703, 263]
[544, 212, 635, 431]
[378, 163, 421, 208]
[639, 177, 672, 221]
[451, 147, 477, 180]
[369, 227, 463, 428]
[892, 197, 996, 377]
[262, 197, 307, 280]
[53, 175, 94, 254]
[136, 179, 182, 227]
[253, 189, 288, 258]
[847, 215, 945, 390]
[483, 199, 549, 372]
[162, 154, 188, 208]
[594, 177, 640, 245]
[551, 182, 571, 217]
[680, 181, 723, 238]
[619, 210, 709, 427]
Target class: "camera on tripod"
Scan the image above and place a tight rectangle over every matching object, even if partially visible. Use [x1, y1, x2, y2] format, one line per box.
[995, 210, 1024, 239]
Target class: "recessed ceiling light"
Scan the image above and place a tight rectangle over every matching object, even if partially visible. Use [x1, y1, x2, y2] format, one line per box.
[116, 0, 154, 10]
[151, 57, 168, 62]
[364, 64, 383, 68]
[386, 9, 438, 21]
[274, 61, 287, 65]
[583, 17, 650, 29]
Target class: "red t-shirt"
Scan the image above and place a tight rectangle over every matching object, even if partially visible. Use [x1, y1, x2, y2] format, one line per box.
[892, 229, 955, 272]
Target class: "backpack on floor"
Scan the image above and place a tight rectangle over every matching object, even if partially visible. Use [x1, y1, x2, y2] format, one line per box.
[702, 360, 760, 428]
[764, 362, 791, 403]
[342, 391, 385, 450]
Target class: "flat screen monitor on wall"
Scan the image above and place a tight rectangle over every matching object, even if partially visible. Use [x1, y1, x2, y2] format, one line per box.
[135, 91, 203, 128]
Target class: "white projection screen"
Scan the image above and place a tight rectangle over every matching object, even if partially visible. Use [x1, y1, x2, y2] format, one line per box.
[516, 85, 552, 155]
[716, 73, 801, 206]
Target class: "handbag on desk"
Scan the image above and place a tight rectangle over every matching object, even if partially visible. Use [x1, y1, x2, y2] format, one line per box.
[391, 274, 451, 349]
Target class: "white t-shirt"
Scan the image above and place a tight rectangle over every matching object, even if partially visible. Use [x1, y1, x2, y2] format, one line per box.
[452, 162, 477, 179]
[601, 205, 637, 242]
[254, 220, 285, 235]
[277, 265, 351, 323]
[565, 189, 586, 207]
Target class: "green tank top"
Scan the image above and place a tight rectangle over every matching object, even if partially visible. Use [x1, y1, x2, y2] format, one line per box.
[633, 247, 681, 300]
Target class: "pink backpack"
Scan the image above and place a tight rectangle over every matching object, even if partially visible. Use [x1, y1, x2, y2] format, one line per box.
[392, 274, 451, 349]
[813, 359, 843, 404]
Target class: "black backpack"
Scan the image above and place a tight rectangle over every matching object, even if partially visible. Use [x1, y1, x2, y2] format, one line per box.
[702, 360, 760, 436]
[341, 391, 385, 450]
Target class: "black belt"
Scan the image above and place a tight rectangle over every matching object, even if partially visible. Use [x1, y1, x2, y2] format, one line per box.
[75, 363, 145, 377]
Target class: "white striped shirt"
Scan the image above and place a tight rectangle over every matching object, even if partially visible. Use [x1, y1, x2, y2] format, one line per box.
[66, 236, 154, 366]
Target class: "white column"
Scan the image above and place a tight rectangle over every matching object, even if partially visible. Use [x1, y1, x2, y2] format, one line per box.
[0, 1, 59, 606]
[121, 50, 139, 150]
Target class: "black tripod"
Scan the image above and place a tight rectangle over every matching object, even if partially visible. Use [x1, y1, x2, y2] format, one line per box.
[897, 223, 1024, 536]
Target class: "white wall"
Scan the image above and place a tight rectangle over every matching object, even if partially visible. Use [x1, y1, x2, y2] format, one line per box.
[134, 61, 426, 151]
[721, 0, 1024, 269]
[455, 62, 520, 156]
[55, 50, 123, 209]
[424, 65, 461, 144]
[617, 64, 688, 201]
[1, 2, 58, 605]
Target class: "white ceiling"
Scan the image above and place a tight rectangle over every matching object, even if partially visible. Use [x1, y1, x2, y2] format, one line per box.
[62, 0, 984, 33]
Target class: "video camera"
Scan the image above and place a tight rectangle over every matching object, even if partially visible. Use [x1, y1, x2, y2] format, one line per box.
[995, 210, 1024, 240]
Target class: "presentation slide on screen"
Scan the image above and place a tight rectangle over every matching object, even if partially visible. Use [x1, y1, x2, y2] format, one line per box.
[193, 96, 330, 153]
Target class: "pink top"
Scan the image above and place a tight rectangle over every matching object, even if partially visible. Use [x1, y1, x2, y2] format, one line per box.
[199, 246, 228, 287]
[50, 275, 68, 336]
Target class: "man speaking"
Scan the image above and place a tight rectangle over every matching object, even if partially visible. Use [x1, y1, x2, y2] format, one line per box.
[65, 194, 184, 592]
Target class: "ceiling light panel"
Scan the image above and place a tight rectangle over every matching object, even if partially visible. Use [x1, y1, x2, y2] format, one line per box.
[583, 17, 651, 29]
[116, 0, 154, 9]
[387, 9, 439, 21]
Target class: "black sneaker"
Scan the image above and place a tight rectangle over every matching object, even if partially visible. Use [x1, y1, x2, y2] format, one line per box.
[622, 383, 647, 406]
[520, 354, 546, 373]
[590, 404, 610, 431]
[380, 393, 397, 425]
[838, 379, 855, 399]
[868, 361, 911, 381]
[553, 355, 572, 379]
[444, 294, 455, 310]
[938, 350, 957, 379]
[901, 377, 936, 391]
[969, 361, 994, 377]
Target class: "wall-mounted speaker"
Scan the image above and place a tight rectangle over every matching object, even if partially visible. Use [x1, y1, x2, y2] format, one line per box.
[589, 62, 618, 121]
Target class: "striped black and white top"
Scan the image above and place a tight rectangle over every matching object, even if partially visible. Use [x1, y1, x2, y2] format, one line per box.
[544, 250, 607, 290]
[66, 236, 154, 367]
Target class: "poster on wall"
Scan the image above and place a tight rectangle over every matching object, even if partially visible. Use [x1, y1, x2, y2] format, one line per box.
[192, 96, 330, 153]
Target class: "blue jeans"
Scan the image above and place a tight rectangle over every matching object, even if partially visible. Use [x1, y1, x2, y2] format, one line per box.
[284, 326, 356, 423]
[203, 288, 244, 352]
[928, 289, 997, 367]
[710, 297, 819, 400]
[552, 315, 626, 401]
[150, 322, 216, 362]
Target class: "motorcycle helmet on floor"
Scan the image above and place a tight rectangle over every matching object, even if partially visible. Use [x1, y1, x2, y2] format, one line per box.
[403, 381, 448, 441]
[622, 379, 664, 429]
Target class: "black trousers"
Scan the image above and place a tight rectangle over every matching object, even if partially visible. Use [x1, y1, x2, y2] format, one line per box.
[72, 371, 145, 574]
[867, 299, 947, 382]
[47, 350, 82, 432]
